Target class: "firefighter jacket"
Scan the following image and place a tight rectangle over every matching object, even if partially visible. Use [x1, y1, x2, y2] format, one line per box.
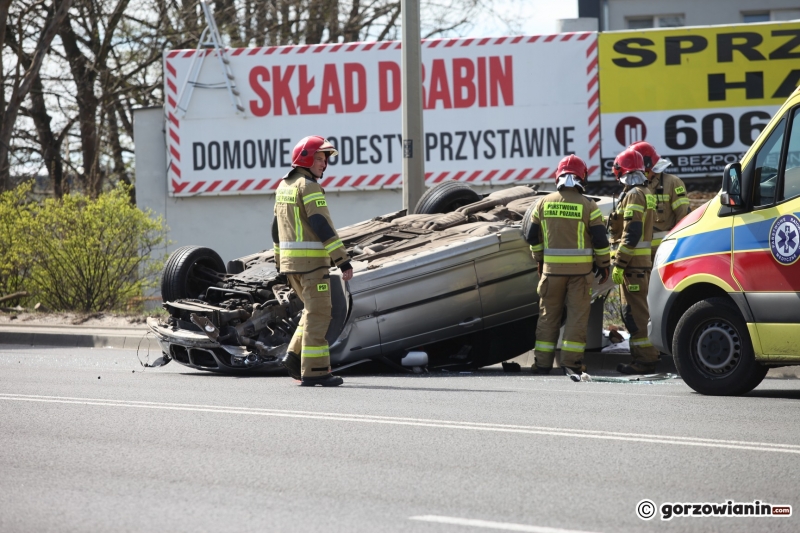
[523, 187, 611, 275]
[610, 184, 654, 270]
[648, 172, 690, 244]
[271, 167, 350, 274]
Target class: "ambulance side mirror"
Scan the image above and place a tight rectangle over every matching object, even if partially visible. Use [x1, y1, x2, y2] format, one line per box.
[721, 163, 743, 208]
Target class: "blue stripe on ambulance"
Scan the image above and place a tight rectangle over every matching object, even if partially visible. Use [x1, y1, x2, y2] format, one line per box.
[732, 212, 800, 251]
[665, 227, 731, 264]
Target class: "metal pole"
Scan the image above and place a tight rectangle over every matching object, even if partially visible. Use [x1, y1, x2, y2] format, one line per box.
[401, 0, 425, 212]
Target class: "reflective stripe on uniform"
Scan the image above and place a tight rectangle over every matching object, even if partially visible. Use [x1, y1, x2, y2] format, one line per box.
[590, 209, 602, 221]
[652, 238, 663, 247]
[657, 194, 670, 201]
[544, 248, 593, 263]
[544, 248, 593, 256]
[301, 345, 330, 358]
[294, 206, 303, 241]
[627, 204, 644, 213]
[672, 198, 690, 209]
[561, 340, 586, 353]
[325, 239, 344, 253]
[619, 242, 651, 256]
[594, 246, 610, 255]
[630, 338, 654, 348]
[280, 241, 325, 249]
[281, 249, 330, 258]
[530, 244, 544, 252]
[577, 221, 585, 249]
[541, 220, 549, 248]
[303, 192, 325, 204]
[535, 340, 556, 352]
[544, 255, 594, 263]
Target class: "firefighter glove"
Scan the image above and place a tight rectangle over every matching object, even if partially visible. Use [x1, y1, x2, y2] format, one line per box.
[612, 266, 625, 285]
[597, 266, 610, 284]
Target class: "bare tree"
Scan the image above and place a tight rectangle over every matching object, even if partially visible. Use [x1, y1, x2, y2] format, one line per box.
[0, 0, 72, 192]
[3, 0, 507, 197]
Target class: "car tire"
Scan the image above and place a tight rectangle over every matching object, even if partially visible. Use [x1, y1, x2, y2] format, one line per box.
[521, 201, 537, 242]
[161, 245, 225, 302]
[413, 181, 481, 214]
[672, 297, 767, 396]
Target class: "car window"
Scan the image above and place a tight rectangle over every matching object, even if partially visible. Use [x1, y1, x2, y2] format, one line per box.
[781, 107, 800, 202]
[752, 117, 785, 207]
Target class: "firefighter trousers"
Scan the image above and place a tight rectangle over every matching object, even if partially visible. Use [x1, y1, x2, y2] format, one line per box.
[287, 269, 333, 378]
[533, 273, 593, 370]
[620, 269, 659, 363]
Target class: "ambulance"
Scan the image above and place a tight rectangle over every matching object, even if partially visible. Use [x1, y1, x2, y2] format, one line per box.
[649, 86, 800, 396]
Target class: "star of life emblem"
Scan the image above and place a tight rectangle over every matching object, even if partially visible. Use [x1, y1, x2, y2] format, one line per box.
[769, 214, 800, 265]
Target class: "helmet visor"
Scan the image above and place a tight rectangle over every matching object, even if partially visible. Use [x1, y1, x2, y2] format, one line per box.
[651, 157, 672, 174]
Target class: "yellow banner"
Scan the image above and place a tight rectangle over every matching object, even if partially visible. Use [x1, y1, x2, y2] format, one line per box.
[599, 22, 800, 113]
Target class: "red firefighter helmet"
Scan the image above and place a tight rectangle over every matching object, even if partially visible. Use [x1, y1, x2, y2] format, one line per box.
[291, 136, 339, 168]
[629, 141, 660, 171]
[555, 154, 588, 180]
[613, 148, 645, 180]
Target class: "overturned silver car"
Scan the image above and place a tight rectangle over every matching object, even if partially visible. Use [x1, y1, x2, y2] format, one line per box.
[147, 183, 615, 373]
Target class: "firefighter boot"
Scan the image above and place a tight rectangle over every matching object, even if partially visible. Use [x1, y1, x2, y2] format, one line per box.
[617, 360, 658, 375]
[531, 365, 552, 375]
[300, 374, 344, 387]
[281, 351, 301, 380]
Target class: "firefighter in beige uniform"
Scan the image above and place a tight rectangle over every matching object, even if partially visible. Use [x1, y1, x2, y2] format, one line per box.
[630, 141, 690, 258]
[271, 136, 353, 387]
[523, 155, 610, 375]
[609, 148, 660, 374]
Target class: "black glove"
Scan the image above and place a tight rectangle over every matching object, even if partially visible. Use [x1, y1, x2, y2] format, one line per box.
[597, 266, 609, 284]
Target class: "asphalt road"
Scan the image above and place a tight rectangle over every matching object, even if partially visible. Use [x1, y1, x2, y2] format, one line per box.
[1, 345, 799, 533]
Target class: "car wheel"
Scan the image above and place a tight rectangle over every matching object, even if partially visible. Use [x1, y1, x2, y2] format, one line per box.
[672, 297, 767, 396]
[161, 245, 225, 301]
[413, 181, 481, 214]
[521, 201, 537, 241]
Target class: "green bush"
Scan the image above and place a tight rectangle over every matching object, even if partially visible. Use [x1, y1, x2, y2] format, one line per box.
[0, 182, 36, 305]
[0, 184, 168, 312]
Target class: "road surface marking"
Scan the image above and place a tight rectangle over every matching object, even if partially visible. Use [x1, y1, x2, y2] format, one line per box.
[410, 515, 600, 533]
[1, 393, 799, 454]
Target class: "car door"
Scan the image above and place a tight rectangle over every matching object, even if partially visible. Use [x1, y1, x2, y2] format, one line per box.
[474, 231, 539, 329]
[374, 261, 483, 354]
[731, 104, 800, 356]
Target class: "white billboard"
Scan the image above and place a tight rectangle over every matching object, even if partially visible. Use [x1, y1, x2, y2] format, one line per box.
[164, 32, 600, 196]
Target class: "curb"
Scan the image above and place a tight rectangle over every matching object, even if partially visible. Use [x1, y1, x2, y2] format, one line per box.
[0, 325, 159, 351]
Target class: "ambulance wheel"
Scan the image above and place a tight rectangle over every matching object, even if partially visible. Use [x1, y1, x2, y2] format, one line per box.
[672, 297, 767, 396]
[414, 181, 480, 214]
[161, 246, 225, 301]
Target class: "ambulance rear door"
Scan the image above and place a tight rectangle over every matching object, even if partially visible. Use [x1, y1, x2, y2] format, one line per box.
[731, 105, 800, 356]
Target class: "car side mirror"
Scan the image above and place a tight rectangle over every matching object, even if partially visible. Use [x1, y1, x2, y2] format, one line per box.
[720, 162, 743, 207]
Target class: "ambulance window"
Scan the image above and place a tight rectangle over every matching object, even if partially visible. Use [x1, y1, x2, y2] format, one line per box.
[780, 107, 800, 202]
[752, 117, 784, 207]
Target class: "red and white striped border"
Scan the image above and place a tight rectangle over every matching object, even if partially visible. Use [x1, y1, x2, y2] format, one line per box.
[165, 32, 594, 60]
[586, 35, 600, 177]
[167, 169, 560, 196]
[164, 59, 183, 191]
[165, 32, 598, 196]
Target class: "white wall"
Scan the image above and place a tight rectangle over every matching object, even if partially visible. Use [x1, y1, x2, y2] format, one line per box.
[607, 0, 800, 30]
[134, 107, 506, 265]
